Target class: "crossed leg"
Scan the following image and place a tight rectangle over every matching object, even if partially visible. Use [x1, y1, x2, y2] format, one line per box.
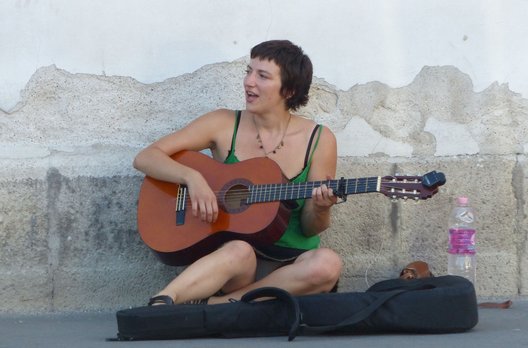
[152, 240, 343, 305]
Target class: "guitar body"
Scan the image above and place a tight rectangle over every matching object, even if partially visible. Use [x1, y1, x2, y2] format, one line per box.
[137, 151, 292, 266]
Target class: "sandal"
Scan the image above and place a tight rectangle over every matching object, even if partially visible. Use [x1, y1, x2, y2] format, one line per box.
[148, 295, 174, 306]
[183, 297, 209, 305]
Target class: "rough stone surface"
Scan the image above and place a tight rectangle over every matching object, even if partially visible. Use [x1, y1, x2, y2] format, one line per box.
[1, 61, 527, 313]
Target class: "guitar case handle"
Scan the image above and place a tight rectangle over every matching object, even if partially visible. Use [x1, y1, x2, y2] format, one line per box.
[241, 287, 301, 341]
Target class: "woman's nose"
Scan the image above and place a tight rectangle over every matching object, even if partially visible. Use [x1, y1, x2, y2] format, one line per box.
[244, 72, 255, 86]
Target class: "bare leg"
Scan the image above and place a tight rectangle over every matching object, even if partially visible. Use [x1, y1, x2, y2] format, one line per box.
[153, 240, 257, 303]
[209, 247, 342, 304]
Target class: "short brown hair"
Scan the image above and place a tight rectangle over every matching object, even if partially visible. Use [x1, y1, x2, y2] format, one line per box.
[250, 40, 313, 111]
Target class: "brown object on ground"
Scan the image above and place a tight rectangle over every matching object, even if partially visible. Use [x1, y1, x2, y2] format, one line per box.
[399, 261, 434, 280]
[478, 300, 512, 309]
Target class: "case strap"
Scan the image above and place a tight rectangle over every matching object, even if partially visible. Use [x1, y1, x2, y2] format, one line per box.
[300, 289, 407, 334]
[241, 287, 301, 341]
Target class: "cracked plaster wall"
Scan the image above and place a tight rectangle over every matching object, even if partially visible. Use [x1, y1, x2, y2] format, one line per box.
[1, 61, 527, 313]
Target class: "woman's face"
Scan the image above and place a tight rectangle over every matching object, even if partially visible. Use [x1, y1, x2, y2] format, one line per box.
[244, 58, 287, 113]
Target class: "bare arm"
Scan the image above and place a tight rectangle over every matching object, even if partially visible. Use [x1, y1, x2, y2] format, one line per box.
[300, 126, 338, 237]
[133, 109, 233, 222]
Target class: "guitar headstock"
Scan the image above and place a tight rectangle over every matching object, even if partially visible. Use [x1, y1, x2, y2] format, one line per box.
[379, 171, 446, 200]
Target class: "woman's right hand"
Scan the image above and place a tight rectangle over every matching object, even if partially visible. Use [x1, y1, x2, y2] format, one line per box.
[185, 170, 219, 223]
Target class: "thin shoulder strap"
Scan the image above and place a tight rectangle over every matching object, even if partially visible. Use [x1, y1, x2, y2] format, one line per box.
[303, 124, 323, 168]
[227, 110, 242, 157]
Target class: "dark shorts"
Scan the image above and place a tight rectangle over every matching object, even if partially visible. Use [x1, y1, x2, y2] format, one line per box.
[252, 244, 339, 293]
[253, 244, 307, 262]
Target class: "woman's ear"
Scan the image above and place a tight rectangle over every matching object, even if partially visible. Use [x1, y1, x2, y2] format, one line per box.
[283, 88, 294, 99]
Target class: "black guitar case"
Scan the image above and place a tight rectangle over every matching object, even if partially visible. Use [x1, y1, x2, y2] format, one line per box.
[114, 275, 478, 341]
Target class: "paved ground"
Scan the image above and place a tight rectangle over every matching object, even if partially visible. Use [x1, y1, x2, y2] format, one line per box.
[1, 300, 527, 348]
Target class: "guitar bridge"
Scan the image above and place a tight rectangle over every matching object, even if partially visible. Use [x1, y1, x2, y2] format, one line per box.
[176, 186, 187, 226]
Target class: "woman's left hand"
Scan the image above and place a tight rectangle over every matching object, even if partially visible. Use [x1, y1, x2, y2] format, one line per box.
[311, 176, 338, 210]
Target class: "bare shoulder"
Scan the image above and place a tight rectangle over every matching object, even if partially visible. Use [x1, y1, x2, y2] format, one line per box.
[312, 124, 337, 162]
[294, 114, 336, 144]
[192, 108, 236, 126]
[182, 108, 238, 137]
[150, 108, 237, 154]
[297, 118, 336, 180]
[318, 124, 337, 145]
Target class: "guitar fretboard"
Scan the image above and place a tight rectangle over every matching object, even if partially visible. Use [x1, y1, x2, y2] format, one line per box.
[246, 177, 380, 204]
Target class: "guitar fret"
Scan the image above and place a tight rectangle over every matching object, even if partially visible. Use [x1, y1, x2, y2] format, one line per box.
[258, 184, 264, 203]
[360, 178, 366, 192]
[264, 184, 269, 202]
[367, 178, 373, 192]
[369, 177, 377, 192]
[310, 182, 317, 197]
[252, 185, 257, 204]
[250, 187, 254, 204]
[297, 184, 301, 197]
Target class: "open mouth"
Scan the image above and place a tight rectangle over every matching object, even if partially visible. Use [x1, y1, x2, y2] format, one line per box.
[245, 91, 259, 102]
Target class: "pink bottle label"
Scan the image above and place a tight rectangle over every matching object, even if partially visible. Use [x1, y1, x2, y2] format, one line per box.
[448, 228, 476, 255]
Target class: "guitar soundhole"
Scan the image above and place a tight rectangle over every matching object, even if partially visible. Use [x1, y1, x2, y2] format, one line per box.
[219, 179, 251, 214]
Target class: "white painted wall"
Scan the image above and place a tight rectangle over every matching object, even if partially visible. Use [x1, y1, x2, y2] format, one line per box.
[1, 0, 527, 111]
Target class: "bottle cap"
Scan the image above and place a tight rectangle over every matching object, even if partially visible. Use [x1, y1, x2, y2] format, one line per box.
[457, 196, 469, 205]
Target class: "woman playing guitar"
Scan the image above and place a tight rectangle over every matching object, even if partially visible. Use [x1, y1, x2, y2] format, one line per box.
[133, 40, 342, 305]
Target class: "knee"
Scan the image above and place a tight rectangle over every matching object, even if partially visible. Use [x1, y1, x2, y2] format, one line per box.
[306, 248, 343, 289]
[219, 240, 256, 265]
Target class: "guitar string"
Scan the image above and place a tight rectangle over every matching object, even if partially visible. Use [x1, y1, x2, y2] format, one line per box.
[176, 178, 382, 197]
[173, 179, 413, 199]
[170, 175, 421, 205]
[183, 180, 377, 197]
[174, 178, 385, 205]
[177, 186, 375, 205]
[175, 181, 409, 199]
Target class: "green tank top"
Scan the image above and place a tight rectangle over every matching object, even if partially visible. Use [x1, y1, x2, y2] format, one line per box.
[224, 110, 323, 250]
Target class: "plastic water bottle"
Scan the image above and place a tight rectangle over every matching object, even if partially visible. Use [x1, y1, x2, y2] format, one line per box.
[447, 196, 476, 284]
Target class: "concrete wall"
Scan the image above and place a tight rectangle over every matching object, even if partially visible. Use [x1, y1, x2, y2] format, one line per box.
[1, 61, 527, 313]
[2, 1, 528, 313]
[3, 1, 528, 111]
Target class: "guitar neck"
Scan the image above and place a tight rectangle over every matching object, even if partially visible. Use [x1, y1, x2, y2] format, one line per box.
[246, 177, 381, 204]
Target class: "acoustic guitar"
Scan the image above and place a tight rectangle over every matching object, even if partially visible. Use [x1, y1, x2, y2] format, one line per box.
[137, 150, 446, 266]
